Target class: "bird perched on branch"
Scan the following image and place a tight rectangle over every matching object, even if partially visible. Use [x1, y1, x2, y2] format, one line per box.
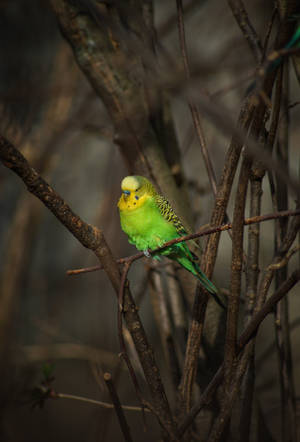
[118, 175, 225, 308]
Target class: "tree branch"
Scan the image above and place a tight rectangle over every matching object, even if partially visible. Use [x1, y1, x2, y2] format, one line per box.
[0, 134, 178, 439]
[67, 208, 300, 276]
[227, 0, 263, 63]
[178, 268, 300, 437]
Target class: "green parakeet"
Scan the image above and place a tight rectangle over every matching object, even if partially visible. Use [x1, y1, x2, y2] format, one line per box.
[118, 175, 225, 309]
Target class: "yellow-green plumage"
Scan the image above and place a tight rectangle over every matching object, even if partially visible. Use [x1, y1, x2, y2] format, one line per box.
[118, 176, 224, 308]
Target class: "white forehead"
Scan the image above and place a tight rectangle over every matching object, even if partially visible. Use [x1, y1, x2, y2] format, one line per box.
[121, 176, 141, 191]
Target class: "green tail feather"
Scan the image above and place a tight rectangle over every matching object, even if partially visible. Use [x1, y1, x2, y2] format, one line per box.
[173, 250, 226, 309]
[286, 25, 300, 49]
[194, 264, 226, 310]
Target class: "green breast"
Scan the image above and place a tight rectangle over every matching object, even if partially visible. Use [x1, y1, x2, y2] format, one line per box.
[119, 197, 178, 251]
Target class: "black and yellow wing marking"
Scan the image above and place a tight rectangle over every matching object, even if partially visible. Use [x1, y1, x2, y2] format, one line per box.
[154, 194, 201, 256]
[154, 194, 187, 236]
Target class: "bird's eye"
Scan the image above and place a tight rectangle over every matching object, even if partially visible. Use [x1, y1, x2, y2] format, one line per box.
[123, 190, 130, 196]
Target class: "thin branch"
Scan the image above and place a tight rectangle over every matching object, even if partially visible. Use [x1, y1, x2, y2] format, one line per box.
[227, 0, 263, 63]
[255, 207, 300, 314]
[273, 60, 297, 442]
[176, 0, 242, 278]
[238, 148, 265, 442]
[140, 399, 181, 442]
[165, 265, 188, 358]
[261, 7, 278, 58]
[67, 257, 136, 275]
[266, 61, 283, 223]
[0, 135, 177, 439]
[178, 268, 300, 437]
[178, 282, 208, 416]
[67, 264, 109, 276]
[224, 155, 252, 389]
[176, 0, 218, 197]
[67, 209, 300, 275]
[55, 391, 150, 413]
[208, 343, 254, 442]
[250, 46, 300, 98]
[239, 269, 300, 348]
[189, 90, 300, 197]
[117, 260, 144, 407]
[103, 372, 133, 442]
[268, 245, 300, 271]
[149, 262, 181, 389]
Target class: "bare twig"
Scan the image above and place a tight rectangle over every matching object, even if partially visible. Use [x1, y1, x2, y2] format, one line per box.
[104, 372, 133, 442]
[256, 208, 300, 314]
[227, 0, 263, 63]
[250, 46, 300, 98]
[67, 209, 300, 276]
[149, 263, 181, 389]
[179, 268, 300, 437]
[190, 91, 300, 197]
[178, 282, 208, 415]
[238, 143, 266, 442]
[0, 135, 177, 438]
[208, 343, 254, 442]
[239, 269, 300, 348]
[56, 391, 149, 413]
[178, 77, 293, 416]
[268, 245, 300, 271]
[165, 265, 188, 358]
[224, 155, 252, 389]
[273, 60, 297, 442]
[261, 7, 278, 58]
[117, 260, 145, 408]
[176, 0, 218, 197]
[267, 62, 283, 223]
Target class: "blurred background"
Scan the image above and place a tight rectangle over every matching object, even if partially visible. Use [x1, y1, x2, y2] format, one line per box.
[0, 0, 299, 440]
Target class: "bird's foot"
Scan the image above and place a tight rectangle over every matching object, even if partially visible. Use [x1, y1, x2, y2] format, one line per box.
[143, 249, 151, 258]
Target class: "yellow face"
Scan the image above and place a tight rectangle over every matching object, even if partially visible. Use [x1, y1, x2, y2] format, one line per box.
[118, 176, 148, 212]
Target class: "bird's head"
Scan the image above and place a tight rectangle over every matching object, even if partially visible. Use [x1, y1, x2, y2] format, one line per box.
[118, 176, 156, 211]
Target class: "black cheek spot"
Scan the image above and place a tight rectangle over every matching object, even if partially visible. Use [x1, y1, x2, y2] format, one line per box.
[134, 202, 136, 205]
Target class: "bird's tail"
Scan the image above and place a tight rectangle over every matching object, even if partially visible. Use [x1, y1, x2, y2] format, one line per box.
[176, 254, 226, 309]
[194, 266, 226, 310]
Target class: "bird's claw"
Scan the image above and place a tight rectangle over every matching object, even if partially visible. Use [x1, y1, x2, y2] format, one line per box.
[143, 249, 151, 258]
